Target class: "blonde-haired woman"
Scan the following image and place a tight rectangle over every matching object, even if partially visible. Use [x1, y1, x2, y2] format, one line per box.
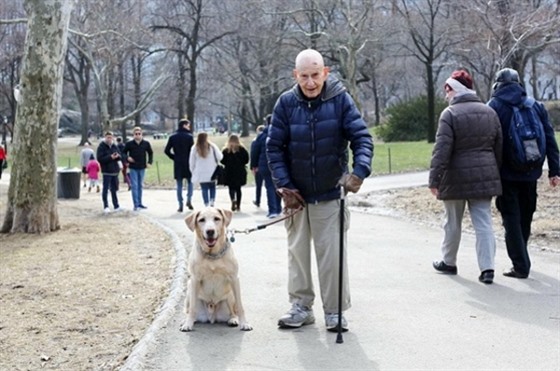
[221, 134, 249, 211]
[189, 132, 222, 207]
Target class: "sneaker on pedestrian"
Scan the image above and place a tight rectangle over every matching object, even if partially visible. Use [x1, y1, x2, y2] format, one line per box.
[186, 201, 194, 210]
[114, 207, 123, 212]
[267, 213, 280, 219]
[138, 205, 148, 209]
[253, 200, 260, 207]
[478, 269, 494, 284]
[432, 260, 458, 275]
[325, 312, 348, 332]
[278, 303, 315, 328]
[103, 207, 111, 214]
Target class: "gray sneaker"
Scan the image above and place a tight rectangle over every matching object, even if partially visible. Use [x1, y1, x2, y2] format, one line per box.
[278, 304, 315, 328]
[325, 313, 348, 332]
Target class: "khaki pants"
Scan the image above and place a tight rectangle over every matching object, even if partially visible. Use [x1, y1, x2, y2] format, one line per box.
[285, 199, 351, 314]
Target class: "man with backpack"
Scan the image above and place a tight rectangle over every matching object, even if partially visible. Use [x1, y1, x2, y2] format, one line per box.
[488, 68, 560, 279]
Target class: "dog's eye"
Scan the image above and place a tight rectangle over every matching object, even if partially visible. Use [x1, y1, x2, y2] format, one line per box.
[198, 217, 205, 223]
[214, 217, 221, 222]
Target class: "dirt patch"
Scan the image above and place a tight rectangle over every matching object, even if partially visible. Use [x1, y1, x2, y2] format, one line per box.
[0, 199, 173, 370]
[349, 176, 559, 252]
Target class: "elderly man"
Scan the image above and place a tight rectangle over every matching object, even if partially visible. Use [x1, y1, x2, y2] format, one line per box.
[267, 49, 373, 332]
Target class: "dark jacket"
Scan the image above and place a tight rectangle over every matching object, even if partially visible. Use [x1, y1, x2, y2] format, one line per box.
[164, 127, 194, 180]
[221, 146, 249, 187]
[488, 82, 560, 181]
[267, 75, 373, 203]
[429, 93, 503, 200]
[97, 140, 121, 175]
[117, 142, 127, 165]
[123, 139, 153, 170]
[250, 127, 270, 174]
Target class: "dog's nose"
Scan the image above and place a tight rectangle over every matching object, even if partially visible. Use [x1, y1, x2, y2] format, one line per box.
[206, 229, 215, 238]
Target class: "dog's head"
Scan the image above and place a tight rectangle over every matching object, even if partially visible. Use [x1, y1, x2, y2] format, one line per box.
[185, 207, 233, 249]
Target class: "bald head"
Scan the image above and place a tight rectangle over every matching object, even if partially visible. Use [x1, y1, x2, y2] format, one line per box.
[293, 49, 329, 99]
[295, 49, 324, 70]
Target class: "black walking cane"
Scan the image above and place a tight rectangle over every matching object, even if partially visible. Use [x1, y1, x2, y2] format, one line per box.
[336, 185, 345, 344]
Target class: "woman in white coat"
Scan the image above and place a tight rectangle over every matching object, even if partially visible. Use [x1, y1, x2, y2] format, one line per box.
[189, 132, 223, 207]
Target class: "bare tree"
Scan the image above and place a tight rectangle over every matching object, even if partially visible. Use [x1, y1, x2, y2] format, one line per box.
[0, 2, 26, 139]
[395, 0, 458, 143]
[65, 35, 92, 145]
[454, 0, 560, 100]
[150, 0, 236, 123]
[1, 0, 73, 234]
[209, 0, 293, 135]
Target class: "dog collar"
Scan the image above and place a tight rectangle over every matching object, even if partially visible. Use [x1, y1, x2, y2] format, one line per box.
[200, 240, 230, 260]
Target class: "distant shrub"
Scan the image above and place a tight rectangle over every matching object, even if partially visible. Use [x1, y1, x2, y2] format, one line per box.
[375, 96, 447, 142]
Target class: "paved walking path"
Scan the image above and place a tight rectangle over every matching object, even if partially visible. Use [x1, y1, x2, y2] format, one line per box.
[117, 172, 559, 371]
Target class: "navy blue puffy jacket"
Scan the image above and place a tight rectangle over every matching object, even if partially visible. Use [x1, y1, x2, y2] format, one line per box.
[250, 127, 271, 175]
[488, 82, 560, 181]
[267, 76, 373, 203]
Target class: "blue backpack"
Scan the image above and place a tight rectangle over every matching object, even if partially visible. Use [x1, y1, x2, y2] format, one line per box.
[507, 97, 546, 171]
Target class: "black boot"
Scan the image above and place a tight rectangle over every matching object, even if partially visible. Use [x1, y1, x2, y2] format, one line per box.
[186, 200, 193, 210]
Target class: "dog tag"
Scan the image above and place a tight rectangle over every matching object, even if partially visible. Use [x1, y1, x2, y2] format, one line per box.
[227, 230, 235, 243]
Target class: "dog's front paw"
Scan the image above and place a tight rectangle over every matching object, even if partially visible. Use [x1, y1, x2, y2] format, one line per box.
[180, 320, 194, 332]
[227, 317, 239, 327]
[240, 322, 253, 331]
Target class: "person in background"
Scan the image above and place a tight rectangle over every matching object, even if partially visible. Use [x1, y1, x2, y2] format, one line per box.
[267, 49, 373, 332]
[221, 134, 249, 212]
[0, 144, 7, 179]
[165, 118, 195, 212]
[429, 69, 503, 284]
[116, 136, 131, 191]
[250, 124, 265, 207]
[251, 115, 282, 218]
[96, 131, 121, 213]
[123, 127, 153, 211]
[488, 68, 560, 279]
[80, 142, 95, 188]
[86, 153, 101, 193]
[190, 132, 222, 207]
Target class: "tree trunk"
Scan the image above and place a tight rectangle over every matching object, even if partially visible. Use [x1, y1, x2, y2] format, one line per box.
[187, 63, 197, 123]
[1, 0, 73, 234]
[177, 56, 186, 119]
[426, 61, 436, 143]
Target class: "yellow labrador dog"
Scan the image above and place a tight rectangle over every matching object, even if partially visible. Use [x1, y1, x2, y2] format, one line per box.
[180, 207, 252, 332]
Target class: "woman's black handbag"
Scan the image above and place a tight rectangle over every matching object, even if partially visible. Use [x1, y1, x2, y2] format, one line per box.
[211, 147, 226, 185]
[211, 164, 226, 184]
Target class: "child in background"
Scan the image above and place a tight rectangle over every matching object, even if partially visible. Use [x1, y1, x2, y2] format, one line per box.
[86, 154, 101, 192]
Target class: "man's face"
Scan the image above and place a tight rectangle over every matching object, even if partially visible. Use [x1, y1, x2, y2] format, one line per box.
[105, 134, 113, 145]
[293, 63, 329, 99]
[134, 131, 142, 140]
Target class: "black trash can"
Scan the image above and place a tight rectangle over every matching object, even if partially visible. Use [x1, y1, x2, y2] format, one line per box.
[57, 168, 81, 199]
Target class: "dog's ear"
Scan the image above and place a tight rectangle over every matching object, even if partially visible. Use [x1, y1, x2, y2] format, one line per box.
[185, 211, 199, 232]
[219, 209, 233, 227]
